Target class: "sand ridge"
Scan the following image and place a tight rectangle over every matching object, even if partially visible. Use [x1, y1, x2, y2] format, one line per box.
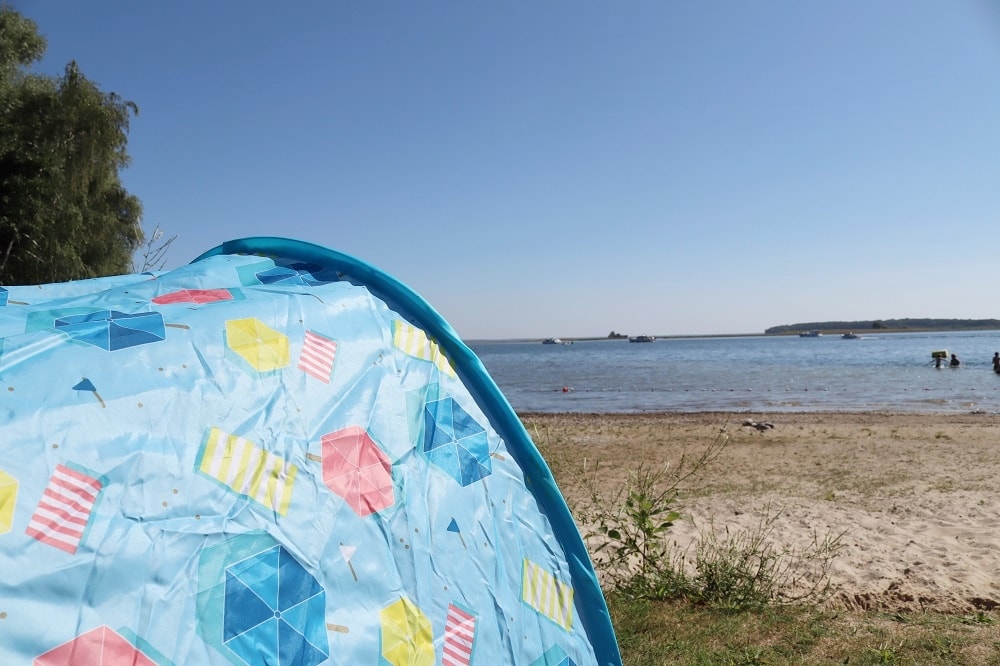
[522, 411, 1000, 613]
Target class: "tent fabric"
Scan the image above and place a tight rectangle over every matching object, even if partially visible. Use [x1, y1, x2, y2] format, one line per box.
[0, 237, 621, 665]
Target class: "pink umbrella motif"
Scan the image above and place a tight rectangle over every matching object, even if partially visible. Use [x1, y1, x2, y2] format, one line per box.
[321, 426, 394, 518]
[152, 288, 234, 305]
[34, 626, 156, 665]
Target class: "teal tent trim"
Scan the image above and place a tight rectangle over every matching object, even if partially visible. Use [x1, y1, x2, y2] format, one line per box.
[194, 237, 622, 665]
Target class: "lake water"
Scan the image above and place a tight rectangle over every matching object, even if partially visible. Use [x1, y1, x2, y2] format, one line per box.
[468, 331, 1000, 414]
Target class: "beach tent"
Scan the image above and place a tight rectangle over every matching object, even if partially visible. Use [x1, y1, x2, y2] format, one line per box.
[0, 238, 621, 665]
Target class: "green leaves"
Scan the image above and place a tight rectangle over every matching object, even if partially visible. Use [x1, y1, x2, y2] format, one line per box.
[0, 7, 143, 285]
[582, 462, 691, 600]
[576, 426, 842, 612]
[0, 9, 46, 75]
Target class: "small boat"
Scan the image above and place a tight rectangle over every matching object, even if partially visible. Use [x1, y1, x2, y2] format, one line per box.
[541, 338, 562, 345]
[798, 330, 823, 337]
[628, 335, 656, 343]
[841, 332, 860, 340]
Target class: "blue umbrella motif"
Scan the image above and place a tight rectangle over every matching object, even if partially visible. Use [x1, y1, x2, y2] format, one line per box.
[530, 645, 577, 666]
[0, 287, 24, 306]
[54, 310, 165, 351]
[423, 396, 492, 486]
[223, 545, 328, 666]
[255, 262, 333, 287]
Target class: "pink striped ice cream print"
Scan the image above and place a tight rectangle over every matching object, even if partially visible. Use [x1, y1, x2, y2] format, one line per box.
[25, 464, 102, 554]
[298, 330, 337, 383]
[442, 603, 476, 666]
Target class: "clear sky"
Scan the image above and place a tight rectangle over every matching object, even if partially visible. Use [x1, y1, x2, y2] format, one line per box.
[12, 1, 1000, 340]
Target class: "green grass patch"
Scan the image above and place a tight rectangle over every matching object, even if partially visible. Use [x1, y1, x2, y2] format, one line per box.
[609, 599, 1000, 665]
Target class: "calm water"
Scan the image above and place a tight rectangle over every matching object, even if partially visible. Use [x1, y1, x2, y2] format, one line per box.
[468, 331, 1000, 413]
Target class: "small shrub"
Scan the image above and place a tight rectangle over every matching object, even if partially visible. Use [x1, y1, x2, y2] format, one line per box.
[578, 427, 729, 599]
[577, 425, 843, 611]
[688, 507, 843, 611]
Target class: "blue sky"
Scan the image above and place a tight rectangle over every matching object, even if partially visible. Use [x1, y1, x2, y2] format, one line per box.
[13, 1, 1000, 339]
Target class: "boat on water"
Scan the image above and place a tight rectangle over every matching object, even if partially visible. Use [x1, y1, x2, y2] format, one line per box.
[798, 330, 823, 337]
[628, 335, 656, 343]
[842, 332, 861, 340]
[541, 338, 563, 344]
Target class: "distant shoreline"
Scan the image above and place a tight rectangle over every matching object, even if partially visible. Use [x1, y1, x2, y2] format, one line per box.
[467, 327, 1000, 345]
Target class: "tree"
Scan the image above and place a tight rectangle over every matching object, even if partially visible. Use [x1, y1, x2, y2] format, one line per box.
[0, 7, 143, 285]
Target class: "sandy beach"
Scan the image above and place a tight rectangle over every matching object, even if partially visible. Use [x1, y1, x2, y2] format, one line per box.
[522, 411, 1000, 613]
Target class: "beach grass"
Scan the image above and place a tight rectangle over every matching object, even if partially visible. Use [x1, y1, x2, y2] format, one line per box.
[607, 596, 1000, 665]
[525, 411, 1000, 665]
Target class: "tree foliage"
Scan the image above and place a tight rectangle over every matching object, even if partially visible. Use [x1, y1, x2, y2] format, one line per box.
[0, 7, 143, 285]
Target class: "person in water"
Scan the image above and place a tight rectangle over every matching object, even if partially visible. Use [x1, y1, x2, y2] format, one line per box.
[993, 352, 1000, 374]
[950, 353, 961, 367]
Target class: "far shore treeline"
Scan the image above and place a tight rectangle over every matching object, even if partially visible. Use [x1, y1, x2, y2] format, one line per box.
[765, 318, 1000, 335]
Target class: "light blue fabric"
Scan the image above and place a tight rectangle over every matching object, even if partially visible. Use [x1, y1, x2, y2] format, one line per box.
[0, 238, 621, 665]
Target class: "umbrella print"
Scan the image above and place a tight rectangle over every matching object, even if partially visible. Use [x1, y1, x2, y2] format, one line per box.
[321, 426, 394, 518]
[224, 317, 290, 373]
[422, 396, 492, 487]
[73, 378, 105, 408]
[223, 544, 328, 666]
[151, 288, 234, 305]
[380, 597, 434, 666]
[529, 646, 578, 666]
[255, 262, 333, 287]
[0, 287, 27, 306]
[34, 625, 157, 665]
[54, 310, 165, 351]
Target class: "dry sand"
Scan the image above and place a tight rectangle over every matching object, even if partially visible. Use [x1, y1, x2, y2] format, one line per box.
[522, 411, 1000, 613]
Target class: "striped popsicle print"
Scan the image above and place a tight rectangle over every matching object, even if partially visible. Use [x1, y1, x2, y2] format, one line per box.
[196, 427, 297, 515]
[25, 464, 102, 554]
[521, 559, 574, 631]
[298, 330, 338, 383]
[392, 321, 455, 377]
[443, 603, 477, 666]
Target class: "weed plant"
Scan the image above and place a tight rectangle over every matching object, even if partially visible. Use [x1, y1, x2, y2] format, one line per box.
[688, 508, 843, 611]
[574, 426, 843, 611]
